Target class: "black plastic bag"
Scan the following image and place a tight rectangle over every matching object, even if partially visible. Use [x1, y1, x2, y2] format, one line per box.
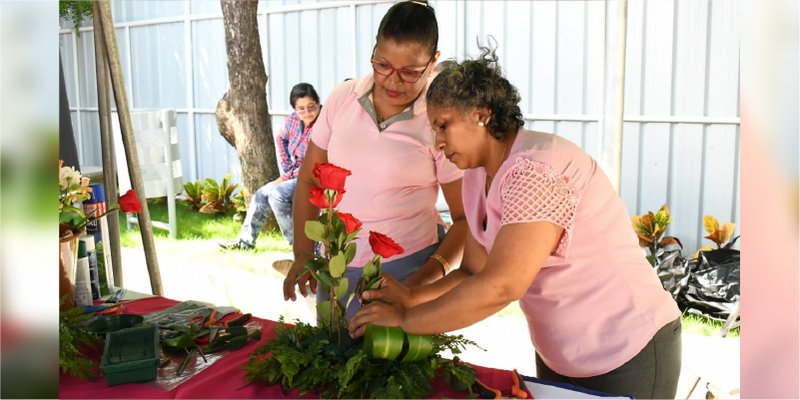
[652, 244, 690, 301]
[678, 248, 740, 321]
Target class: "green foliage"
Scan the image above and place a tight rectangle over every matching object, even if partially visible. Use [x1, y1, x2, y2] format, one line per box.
[244, 319, 478, 399]
[199, 174, 238, 214]
[59, 0, 93, 34]
[59, 299, 101, 380]
[118, 199, 292, 256]
[631, 204, 681, 266]
[181, 175, 240, 215]
[182, 180, 204, 211]
[95, 242, 110, 296]
[231, 191, 247, 222]
[681, 313, 740, 337]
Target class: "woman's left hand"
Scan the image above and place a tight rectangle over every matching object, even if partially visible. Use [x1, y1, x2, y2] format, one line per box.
[348, 301, 405, 339]
[362, 274, 412, 307]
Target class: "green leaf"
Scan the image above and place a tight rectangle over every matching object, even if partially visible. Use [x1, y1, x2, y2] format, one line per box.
[362, 260, 377, 280]
[334, 277, 349, 300]
[316, 271, 334, 291]
[367, 279, 382, 290]
[402, 334, 434, 362]
[161, 331, 196, 350]
[305, 257, 327, 272]
[364, 324, 404, 360]
[304, 220, 326, 242]
[329, 253, 346, 278]
[317, 302, 332, 322]
[344, 243, 357, 265]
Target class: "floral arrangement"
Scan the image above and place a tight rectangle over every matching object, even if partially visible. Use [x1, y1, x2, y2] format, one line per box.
[59, 160, 94, 237]
[244, 162, 478, 398]
[59, 160, 142, 238]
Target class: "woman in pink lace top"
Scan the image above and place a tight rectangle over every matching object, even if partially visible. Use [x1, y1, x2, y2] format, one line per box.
[350, 44, 682, 399]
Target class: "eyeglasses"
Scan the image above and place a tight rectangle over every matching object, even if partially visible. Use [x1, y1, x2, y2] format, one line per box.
[370, 51, 435, 84]
[295, 104, 319, 114]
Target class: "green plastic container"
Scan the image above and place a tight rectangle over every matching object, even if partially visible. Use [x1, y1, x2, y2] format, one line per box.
[87, 314, 144, 336]
[100, 325, 159, 386]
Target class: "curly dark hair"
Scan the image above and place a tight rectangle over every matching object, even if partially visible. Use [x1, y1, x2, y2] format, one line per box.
[426, 39, 524, 140]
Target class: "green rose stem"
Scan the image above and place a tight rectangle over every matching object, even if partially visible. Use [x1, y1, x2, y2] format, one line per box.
[323, 188, 341, 345]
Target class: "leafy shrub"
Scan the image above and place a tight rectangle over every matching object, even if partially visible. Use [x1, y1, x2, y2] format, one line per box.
[693, 215, 740, 258]
[231, 191, 247, 222]
[181, 175, 239, 215]
[182, 180, 204, 211]
[631, 204, 681, 266]
[199, 174, 238, 214]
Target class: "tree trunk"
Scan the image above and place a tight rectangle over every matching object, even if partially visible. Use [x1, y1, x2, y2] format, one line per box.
[216, 0, 276, 203]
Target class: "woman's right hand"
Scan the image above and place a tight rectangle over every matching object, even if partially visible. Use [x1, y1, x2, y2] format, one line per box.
[283, 260, 318, 301]
[361, 274, 412, 308]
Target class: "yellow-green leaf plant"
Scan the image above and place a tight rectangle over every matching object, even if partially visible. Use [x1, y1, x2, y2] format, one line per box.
[693, 215, 740, 258]
[631, 204, 682, 266]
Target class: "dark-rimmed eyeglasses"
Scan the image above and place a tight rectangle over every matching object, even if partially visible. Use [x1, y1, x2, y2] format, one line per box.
[295, 104, 319, 115]
[370, 51, 435, 84]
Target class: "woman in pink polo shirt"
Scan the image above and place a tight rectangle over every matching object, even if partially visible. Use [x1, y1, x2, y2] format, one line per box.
[349, 45, 682, 399]
[283, 1, 467, 320]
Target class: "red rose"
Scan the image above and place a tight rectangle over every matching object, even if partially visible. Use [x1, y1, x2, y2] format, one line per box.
[313, 162, 351, 193]
[336, 212, 362, 234]
[309, 187, 344, 209]
[368, 231, 404, 259]
[119, 189, 142, 213]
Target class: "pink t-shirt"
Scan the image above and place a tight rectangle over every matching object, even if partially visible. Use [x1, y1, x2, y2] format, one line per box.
[311, 75, 463, 267]
[463, 129, 680, 377]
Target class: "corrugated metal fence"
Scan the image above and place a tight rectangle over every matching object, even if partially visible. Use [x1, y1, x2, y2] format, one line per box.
[60, 0, 740, 253]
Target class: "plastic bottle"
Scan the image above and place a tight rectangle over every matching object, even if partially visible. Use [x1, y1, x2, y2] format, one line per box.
[74, 240, 93, 307]
[83, 183, 106, 245]
[81, 235, 101, 300]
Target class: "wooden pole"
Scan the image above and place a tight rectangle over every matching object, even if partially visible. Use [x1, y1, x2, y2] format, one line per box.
[96, 0, 163, 295]
[91, 2, 124, 288]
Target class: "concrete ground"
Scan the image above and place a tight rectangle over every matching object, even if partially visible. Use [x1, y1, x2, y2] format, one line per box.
[119, 247, 739, 399]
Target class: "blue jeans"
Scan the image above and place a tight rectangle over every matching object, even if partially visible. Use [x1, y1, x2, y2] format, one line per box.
[317, 225, 446, 321]
[238, 178, 296, 245]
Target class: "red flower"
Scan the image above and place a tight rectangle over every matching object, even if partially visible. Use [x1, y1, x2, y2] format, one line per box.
[309, 187, 344, 209]
[313, 162, 351, 193]
[368, 231, 404, 259]
[337, 212, 362, 234]
[119, 189, 142, 213]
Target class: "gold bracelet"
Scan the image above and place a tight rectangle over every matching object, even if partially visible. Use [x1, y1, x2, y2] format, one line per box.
[429, 254, 452, 276]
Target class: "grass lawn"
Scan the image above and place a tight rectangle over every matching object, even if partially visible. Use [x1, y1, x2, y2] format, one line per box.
[118, 198, 292, 274]
[122, 198, 738, 337]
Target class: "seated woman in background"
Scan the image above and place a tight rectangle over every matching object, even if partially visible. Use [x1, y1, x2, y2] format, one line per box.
[221, 83, 321, 251]
[349, 44, 682, 399]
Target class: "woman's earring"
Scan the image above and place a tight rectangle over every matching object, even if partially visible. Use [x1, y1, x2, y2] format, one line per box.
[477, 121, 485, 127]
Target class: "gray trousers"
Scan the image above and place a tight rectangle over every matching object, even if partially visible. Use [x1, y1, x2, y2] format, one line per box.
[238, 178, 296, 245]
[536, 317, 682, 399]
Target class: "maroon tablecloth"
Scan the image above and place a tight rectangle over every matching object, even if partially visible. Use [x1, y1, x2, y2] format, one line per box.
[60, 296, 529, 398]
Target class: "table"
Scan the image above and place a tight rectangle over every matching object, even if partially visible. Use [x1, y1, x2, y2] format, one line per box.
[59, 296, 531, 399]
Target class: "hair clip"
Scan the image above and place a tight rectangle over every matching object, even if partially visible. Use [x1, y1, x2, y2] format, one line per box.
[408, 1, 431, 8]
